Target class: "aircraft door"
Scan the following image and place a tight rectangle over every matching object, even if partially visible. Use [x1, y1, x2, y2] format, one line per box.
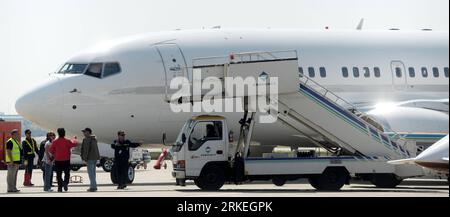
[390, 61, 407, 90]
[155, 44, 188, 102]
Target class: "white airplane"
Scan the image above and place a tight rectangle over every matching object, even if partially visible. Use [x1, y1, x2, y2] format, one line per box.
[389, 135, 449, 174]
[14, 28, 449, 149]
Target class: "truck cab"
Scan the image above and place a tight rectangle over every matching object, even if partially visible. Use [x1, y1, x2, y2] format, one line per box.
[172, 115, 231, 190]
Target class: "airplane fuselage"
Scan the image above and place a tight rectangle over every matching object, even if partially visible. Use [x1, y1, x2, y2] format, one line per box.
[15, 29, 449, 145]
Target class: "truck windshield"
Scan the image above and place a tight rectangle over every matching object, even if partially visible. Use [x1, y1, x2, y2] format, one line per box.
[174, 120, 193, 146]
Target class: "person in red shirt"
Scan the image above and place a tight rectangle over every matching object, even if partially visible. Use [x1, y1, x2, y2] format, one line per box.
[50, 128, 78, 192]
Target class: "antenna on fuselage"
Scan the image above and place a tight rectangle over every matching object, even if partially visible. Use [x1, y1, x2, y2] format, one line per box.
[356, 18, 364, 30]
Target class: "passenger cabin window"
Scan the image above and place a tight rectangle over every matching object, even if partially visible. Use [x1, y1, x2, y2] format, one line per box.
[188, 121, 223, 151]
[85, 63, 103, 78]
[445, 67, 449, 78]
[319, 67, 326, 78]
[342, 67, 349, 78]
[363, 67, 370, 78]
[58, 63, 88, 74]
[395, 67, 402, 78]
[408, 67, 415, 78]
[432, 67, 439, 78]
[298, 67, 304, 77]
[421, 67, 428, 77]
[103, 62, 122, 78]
[353, 67, 360, 78]
[308, 67, 315, 78]
[374, 67, 381, 78]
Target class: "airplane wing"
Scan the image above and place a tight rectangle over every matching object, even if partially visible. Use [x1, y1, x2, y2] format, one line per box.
[388, 158, 416, 165]
[357, 99, 449, 113]
[442, 157, 449, 161]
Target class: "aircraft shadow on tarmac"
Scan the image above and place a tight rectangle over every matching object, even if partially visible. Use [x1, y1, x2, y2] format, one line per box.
[1, 181, 447, 195]
[175, 188, 447, 194]
[350, 185, 449, 191]
[1, 188, 446, 195]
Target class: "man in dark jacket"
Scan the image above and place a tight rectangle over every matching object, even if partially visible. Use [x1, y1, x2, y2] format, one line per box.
[81, 128, 100, 192]
[22, 129, 39, 186]
[111, 131, 140, 190]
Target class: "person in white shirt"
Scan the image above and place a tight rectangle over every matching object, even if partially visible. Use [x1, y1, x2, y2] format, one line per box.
[43, 132, 56, 192]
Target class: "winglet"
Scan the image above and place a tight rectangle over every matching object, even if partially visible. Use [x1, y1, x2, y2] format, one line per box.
[356, 18, 364, 30]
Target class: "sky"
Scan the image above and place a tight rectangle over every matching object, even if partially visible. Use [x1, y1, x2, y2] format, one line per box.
[0, 0, 448, 114]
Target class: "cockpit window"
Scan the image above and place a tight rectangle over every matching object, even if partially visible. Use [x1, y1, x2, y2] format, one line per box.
[59, 62, 121, 78]
[103, 62, 122, 78]
[85, 63, 103, 78]
[58, 63, 88, 74]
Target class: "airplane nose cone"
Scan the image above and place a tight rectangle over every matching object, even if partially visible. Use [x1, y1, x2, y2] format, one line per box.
[15, 76, 63, 129]
[15, 93, 32, 119]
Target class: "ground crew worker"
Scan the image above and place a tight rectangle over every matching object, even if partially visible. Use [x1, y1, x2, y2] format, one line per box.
[81, 128, 100, 192]
[5, 129, 22, 193]
[22, 129, 39, 187]
[43, 132, 56, 192]
[41, 132, 54, 189]
[111, 131, 141, 190]
[50, 128, 78, 192]
[39, 133, 52, 170]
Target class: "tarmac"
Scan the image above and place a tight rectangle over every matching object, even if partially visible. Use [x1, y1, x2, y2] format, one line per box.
[0, 162, 448, 197]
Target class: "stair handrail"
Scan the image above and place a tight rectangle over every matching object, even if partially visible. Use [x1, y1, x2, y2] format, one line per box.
[298, 74, 409, 156]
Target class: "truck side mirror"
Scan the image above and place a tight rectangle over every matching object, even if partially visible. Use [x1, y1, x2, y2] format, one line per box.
[162, 133, 167, 146]
[182, 133, 186, 143]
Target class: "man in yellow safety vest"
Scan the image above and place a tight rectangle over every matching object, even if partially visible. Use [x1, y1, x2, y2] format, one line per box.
[22, 129, 39, 186]
[5, 129, 22, 193]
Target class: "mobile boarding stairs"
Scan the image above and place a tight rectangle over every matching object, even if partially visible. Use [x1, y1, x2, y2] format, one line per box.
[179, 50, 424, 186]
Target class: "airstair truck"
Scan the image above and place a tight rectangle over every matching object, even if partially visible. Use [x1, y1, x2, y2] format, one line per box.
[169, 51, 423, 191]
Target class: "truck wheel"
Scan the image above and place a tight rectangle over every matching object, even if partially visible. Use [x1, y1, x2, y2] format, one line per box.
[127, 165, 135, 184]
[272, 177, 287, 187]
[102, 159, 114, 172]
[370, 174, 403, 188]
[309, 168, 348, 191]
[110, 166, 118, 184]
[194, 179, 204, 189]
[110, 165, 134, 184]
[308, 176, 322, 190]
[196, 166, 225, 191]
